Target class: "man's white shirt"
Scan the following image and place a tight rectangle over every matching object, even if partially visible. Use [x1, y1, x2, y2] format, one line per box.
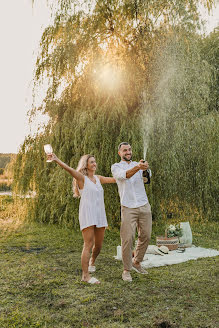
[111, 161, 149, 208]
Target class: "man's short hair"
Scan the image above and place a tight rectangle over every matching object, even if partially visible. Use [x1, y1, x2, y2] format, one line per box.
[118, 142, 130, 151]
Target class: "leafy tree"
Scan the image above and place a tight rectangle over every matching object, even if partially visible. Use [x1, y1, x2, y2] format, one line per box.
[14, 0, 218, 226]
[148, 32, 218, 220]
[200, 27, 219, 112]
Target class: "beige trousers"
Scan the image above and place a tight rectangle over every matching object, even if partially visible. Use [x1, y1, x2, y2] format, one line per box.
[120, 203, 152, 271]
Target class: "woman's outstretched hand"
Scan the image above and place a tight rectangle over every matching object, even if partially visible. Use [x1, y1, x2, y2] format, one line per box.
[47, 153, 58, 162]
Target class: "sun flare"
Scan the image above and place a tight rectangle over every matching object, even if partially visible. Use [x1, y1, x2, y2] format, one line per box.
[94, 63, 121, 91]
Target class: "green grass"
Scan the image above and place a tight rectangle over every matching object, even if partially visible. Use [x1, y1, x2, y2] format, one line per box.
[0, 196, 218, 328]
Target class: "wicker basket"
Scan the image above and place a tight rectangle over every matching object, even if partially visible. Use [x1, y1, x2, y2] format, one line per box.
[156, 230, 179, 250]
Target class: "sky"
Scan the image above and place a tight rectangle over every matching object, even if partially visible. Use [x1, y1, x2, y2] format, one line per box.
[0, 0, 219, 154]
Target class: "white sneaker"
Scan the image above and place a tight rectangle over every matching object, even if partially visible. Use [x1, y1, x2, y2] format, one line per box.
[122, 271, 132, 282]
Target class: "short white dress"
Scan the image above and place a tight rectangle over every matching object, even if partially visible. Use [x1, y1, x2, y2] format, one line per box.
[78, 175, 108, 231]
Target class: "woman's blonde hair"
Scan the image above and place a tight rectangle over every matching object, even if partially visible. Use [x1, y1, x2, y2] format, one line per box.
[72, 154, 95, 198]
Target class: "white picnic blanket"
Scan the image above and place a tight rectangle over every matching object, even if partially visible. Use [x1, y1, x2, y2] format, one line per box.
[115, 245, 219, 268]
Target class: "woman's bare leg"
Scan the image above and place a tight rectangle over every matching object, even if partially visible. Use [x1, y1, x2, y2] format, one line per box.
[81, 226, 95, 281]
[89, 227, 105, 266]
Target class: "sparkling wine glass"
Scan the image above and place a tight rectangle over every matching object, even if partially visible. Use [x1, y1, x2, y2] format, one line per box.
[44, 144, 53, 162]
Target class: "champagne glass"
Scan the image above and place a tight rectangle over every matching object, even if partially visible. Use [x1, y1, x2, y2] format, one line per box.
[44, 144, 53, 162]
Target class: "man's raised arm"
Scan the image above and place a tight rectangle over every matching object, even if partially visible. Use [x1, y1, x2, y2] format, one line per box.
[111, 160, 149, 180]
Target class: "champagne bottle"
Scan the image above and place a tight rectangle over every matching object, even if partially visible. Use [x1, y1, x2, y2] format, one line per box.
[143, 169, 150, 184]
[142, 161, 151, 184]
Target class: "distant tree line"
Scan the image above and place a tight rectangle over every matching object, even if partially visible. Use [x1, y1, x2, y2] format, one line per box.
[0, 154, 15, 191]
[0, 154, 13, 170]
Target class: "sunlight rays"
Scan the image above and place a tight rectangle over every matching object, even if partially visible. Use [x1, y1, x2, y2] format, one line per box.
[93, 62, 122, 92]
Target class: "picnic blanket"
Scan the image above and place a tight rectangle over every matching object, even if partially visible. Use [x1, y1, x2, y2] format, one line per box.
[115, 245, 219, 268]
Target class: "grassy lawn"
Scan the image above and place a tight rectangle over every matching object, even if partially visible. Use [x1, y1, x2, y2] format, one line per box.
[0, 196, 218, 328]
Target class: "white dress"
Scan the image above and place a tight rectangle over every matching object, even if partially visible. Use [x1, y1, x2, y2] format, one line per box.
[78, 175, 108, 231]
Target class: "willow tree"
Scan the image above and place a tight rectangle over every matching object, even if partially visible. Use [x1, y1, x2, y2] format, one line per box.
[147, 29, 219, 221]
[14, 0, 217, 227]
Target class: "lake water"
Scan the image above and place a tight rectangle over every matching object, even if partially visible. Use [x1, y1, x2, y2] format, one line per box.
[0, 191, 36, 198]
[0, 191, 12, 196]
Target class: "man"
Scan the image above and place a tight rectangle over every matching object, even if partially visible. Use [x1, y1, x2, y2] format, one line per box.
[111, 142, 152, 282]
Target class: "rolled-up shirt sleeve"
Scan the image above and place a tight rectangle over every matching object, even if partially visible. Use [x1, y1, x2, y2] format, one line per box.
[111, 163, 127, 181]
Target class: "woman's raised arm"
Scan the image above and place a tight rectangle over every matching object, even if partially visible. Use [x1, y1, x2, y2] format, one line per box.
[47, 153, 84, 185]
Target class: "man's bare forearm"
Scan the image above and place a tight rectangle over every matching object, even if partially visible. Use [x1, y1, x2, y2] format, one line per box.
[126, 166, 140, 179]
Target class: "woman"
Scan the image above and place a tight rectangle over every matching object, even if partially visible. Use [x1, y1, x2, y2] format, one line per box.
[47, 153, 115, 284]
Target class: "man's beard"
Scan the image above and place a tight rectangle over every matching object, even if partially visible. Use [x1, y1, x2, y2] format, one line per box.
[123, 155, 132, 161]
